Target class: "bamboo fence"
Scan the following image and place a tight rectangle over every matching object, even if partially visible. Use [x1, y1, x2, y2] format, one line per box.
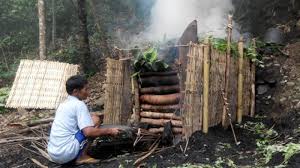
[181, 39, 255, 137]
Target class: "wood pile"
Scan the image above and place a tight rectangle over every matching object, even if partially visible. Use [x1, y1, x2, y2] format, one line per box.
[138, 71, 183, 135]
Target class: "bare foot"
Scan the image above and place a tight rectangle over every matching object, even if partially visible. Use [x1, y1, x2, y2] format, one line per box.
[76, 155, 100, 165]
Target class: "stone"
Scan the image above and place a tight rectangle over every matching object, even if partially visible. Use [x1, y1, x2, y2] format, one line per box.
[256, 80, 265, 84]
[296, 101, 300, 109]
[280, 97, 287, 102]
[280, 80, 287, 85]
[297, 19, 300, 30]
[265, 63, 273, 67]
[266, 78, 277, 85]
[274, 64, 280, 67]
[292, 99, 300, 103]
[257, 85, 269, 95]
[287, 82, 295, 87]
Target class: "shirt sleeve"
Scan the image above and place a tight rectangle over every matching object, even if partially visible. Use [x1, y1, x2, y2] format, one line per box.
[76, 101, 94, 130]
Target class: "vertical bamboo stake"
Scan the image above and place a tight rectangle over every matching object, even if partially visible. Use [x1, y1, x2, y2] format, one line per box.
[222, 15, 233, 127]
[133, 77, 140, 124]
[250, 39, 256, 117]
[203, 38, 210, 133]
[237, 37, 244, 123]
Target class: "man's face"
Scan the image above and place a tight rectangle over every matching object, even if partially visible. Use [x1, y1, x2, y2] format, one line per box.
[74, 84, 90, 100]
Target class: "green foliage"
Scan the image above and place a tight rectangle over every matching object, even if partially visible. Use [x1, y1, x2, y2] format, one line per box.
[0, 87, 10, 113]
[238, 121, 300, 166]
[171, 158, 237, 168]
[133, 48, 170, 75]
[201, 37, 269, 67]
[209, 38, 239, 59]
[48, 36, 79, 64]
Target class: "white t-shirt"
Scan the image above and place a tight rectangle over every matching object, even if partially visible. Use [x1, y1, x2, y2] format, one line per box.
[47, 96, 94, 164]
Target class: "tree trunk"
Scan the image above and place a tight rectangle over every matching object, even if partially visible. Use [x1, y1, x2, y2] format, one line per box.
[51, 0, 56, 49]
[77, 0, 93, 73]
[38, 0, 46, 60]
[88, 0, 110, 57]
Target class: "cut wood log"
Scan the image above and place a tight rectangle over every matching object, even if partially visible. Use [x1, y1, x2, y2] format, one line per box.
[140, 75, 179, 87]
[140, 85, 180, 95]
[140, 112, 181, 120]
[0, 137, 46, 144]
[148, 127, 183, 134]
[27, 118, 54, 127]
[140, 93, 180, 105]
[140, 71, 178, 77]
[141, 104, 181, 112]
[17, 123, 52, 134]
[31, 158, 48, 168]
[140, 118, 182, 127]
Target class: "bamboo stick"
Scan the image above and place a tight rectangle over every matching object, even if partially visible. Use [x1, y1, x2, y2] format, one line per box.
[203, 38, 210, 133]
[222, 15, 233, 127]
[140, 118, 183, 127]
[237, 37, 244, 123]
[140, 112, 181, 120]
[250, 39, 256, 117]
[133, 77, 141, 124]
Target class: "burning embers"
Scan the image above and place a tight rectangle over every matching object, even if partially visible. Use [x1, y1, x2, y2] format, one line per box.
[138, 71, 183, 135]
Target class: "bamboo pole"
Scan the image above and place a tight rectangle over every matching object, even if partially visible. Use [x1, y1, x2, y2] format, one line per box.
[133, 77, 140, 124]
[202, 38, 210, 133]
[237, 37, 244, 123]
[250, 39, 256, 117]
[222, 15, 233, 127]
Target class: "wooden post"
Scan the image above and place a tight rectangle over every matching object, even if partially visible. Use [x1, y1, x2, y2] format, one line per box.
[222, 15, 233, 127]
[203, 38, 210, 133]
[237, 37, 244, 123]
[250, 39, 256, 117]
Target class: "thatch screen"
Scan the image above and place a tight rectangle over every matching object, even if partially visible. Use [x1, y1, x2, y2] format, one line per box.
[6, 59, 79, 109]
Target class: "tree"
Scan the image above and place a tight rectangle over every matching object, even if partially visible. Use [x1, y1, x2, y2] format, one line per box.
[38, 0, 46, 60]
[77, 0, 94, 73]
[51, 0, 56, 49]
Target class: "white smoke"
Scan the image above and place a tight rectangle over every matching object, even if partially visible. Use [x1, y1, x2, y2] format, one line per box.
[143, 0, 238, 41]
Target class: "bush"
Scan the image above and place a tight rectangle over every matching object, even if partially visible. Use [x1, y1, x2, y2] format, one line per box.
[0, 87, 10, 114]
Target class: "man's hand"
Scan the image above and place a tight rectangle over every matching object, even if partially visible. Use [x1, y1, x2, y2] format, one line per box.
[108, 128, 120, 136]
[82, 127, 121, 137]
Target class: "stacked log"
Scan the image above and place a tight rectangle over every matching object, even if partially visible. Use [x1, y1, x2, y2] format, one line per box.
[139, 71, 182, 135]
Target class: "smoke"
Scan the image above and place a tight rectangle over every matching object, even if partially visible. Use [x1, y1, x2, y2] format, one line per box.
[142, 0, 239, 41]
[115, 0, 240, 48]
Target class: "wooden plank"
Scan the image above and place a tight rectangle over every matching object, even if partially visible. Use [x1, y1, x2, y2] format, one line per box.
[120, 59, 132, 124]
[243, 59, 251, 116]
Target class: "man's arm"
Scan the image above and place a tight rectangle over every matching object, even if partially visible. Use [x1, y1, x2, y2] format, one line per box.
[82, 127, 119, 138]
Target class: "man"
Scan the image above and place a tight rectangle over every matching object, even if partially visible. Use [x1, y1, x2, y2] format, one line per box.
[47, 75, 120, 165]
